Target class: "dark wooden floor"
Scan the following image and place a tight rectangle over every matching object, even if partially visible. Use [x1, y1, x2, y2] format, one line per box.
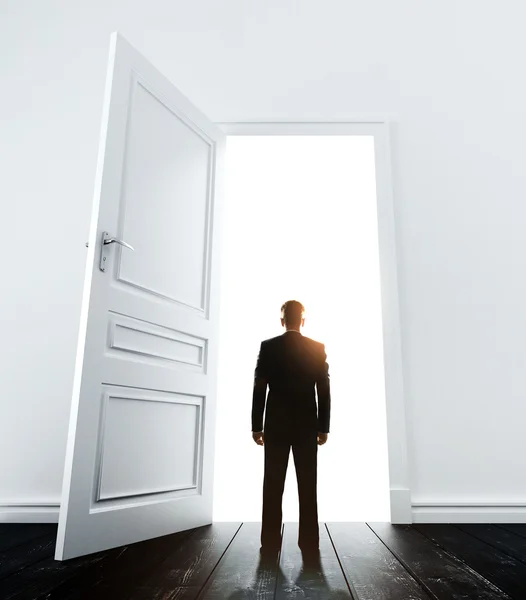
[1, 521, 526, 599]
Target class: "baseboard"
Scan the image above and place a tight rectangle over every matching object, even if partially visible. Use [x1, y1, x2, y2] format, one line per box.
[412, 502, 526, 523]
[390, 488, 412, 523]
[0, 503, 60, 523]
[2, 500, 525, 525]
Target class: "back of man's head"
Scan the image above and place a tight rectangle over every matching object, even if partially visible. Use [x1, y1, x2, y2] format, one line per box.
[281, 300, 305, 328]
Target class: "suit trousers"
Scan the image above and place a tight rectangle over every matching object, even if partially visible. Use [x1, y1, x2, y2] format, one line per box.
[261, 432, 319, 549]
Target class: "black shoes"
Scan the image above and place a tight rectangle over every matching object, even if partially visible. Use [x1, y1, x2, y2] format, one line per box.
[259, 546, 281, 554]
[259, 545, 280, 562]
[260, 545, 320, 555]
[299, 544, 320, 553]
[300, 547, 321, 568]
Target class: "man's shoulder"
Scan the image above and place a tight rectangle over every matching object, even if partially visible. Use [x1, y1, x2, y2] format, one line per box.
[301, 335, 325, 350]
[260, 334, 325, 351]
[261, 335, 282, 347]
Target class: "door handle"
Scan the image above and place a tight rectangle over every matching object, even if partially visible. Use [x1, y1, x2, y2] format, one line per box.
[103, 235, 134, 251]
[86, 236, 133, 250]
[99, 231, 134, 272]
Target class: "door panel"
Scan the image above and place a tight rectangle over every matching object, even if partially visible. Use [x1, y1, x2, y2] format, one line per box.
[55, 32, 225, 560]
[117, 78, 212, 308]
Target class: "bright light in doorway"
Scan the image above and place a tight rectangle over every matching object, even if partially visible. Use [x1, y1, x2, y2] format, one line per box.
[213, 135, 390, 522]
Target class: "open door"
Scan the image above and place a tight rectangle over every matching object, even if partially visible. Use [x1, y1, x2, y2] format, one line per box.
[56, 32, 225, 560]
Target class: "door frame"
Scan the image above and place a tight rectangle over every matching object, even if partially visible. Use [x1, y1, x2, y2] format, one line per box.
[217, 120, 411, 524]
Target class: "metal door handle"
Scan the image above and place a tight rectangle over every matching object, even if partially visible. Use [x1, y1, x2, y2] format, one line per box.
[103, 236, 134, 251]
[99, 231, 134, 272]
[86, 235, 133, 251]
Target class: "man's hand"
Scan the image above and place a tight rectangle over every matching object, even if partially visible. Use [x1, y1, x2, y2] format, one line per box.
[317, 432, 328, 446]
[252, 431, 264, 446]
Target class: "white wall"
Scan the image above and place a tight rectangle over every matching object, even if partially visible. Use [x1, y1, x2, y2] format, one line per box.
[2, 0, 526, 517]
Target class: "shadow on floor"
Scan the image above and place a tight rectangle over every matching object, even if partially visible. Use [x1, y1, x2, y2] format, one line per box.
[292, 562, 351, 599]
[226, 554, 351, 599]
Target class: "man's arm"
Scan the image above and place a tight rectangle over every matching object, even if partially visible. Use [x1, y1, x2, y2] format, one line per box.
[251, 342, 268, 434]
[316, 344, 331, 434]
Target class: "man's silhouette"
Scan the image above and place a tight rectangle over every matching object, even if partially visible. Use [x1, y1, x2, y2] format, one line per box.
[251, 300, 331, 556]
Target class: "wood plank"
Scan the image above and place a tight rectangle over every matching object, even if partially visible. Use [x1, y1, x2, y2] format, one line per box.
[0, 525, 13, 535]
[45, 529, 195, 599]
[275, 522, 352, 599]
[327, 522, 430, 600]
[0, 525, 57, 553]
[0, 548, 108, 600]
[198, 522, 281, 599]
[128, 523, 242, 599]
[498, 524, 526, 539]
[370, 523, 511, 599]
[456, 524, 526, 564]
[414, 523, 526, 599]
[0, 533, 55, 581]
[32, 546, 142, 600]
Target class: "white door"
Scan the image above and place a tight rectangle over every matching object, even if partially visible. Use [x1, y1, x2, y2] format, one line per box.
[55, 32, 225, 561]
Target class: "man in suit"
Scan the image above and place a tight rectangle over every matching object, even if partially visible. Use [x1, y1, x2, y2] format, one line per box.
[251, 300, 331, 556]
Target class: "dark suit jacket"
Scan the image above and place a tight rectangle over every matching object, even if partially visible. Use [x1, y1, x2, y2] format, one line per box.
[251, 331, 331, 439]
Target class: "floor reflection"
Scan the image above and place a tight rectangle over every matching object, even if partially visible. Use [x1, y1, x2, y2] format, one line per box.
[226, 552, 351, 599]
[225, 554, 284, 599]
[291, 560, 351, 599]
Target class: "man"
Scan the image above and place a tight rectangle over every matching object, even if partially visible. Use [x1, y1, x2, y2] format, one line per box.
[251, 300, 331, 557]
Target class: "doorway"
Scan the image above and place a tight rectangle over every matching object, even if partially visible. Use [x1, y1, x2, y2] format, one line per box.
[213, 129, 401, 522]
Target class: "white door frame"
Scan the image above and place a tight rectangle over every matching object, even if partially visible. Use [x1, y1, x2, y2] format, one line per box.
[217, 120, 411, 524]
